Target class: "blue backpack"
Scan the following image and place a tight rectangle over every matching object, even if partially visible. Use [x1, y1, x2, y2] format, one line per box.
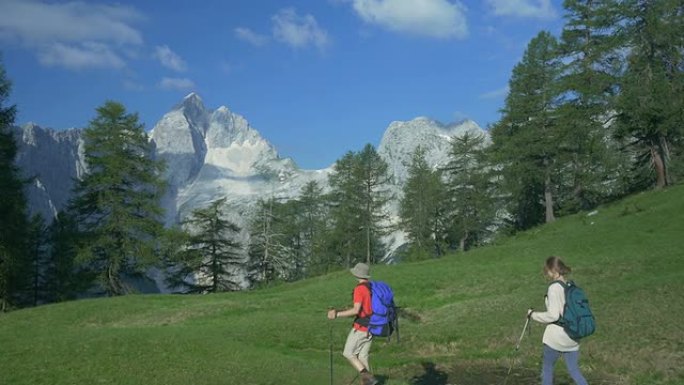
[357, 281, 399, 341]
[553, 280, 596, 341]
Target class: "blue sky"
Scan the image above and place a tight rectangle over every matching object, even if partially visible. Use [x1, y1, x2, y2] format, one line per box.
[0, 0, 564, 169]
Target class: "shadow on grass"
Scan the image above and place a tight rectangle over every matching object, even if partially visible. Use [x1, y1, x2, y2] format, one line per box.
[391, 361, 540, 385]
[442, 362, 538, 385]
[398, 308, 423, 323]
[434, 362, 619, 385]
[409, 362, 449, 385]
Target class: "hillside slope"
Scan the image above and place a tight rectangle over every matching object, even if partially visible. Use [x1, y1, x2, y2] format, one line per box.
[1, 185, 683, 385]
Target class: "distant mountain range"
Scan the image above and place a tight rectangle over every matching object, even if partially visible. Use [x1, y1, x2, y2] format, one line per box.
[12, 93, 487, 288]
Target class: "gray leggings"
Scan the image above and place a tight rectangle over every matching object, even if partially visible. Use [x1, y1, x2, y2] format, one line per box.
[542, 344, 588, 385]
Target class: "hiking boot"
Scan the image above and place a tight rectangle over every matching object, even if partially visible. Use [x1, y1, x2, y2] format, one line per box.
[361, 372, 378, 385]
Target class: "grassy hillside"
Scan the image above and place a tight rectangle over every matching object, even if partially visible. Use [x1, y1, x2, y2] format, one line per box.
[2, 185, 683, 385]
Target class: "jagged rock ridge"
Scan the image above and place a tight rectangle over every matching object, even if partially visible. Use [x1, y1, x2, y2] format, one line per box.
[13, 123, 85, 222]
[150, 93, 330, 228]
[14, 93, 488, 290]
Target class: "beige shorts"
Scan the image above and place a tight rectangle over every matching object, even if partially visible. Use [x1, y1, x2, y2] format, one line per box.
[342, 328, 373, 361]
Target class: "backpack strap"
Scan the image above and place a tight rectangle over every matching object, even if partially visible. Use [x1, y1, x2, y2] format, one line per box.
[353, 282, 372, 327]
[549, 280, 568, 325]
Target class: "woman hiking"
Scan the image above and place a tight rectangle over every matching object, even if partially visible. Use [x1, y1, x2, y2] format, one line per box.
[527, 256, 589, 385]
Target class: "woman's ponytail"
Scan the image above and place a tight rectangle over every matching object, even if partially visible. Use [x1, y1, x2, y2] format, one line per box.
[544, 256, 571, 276]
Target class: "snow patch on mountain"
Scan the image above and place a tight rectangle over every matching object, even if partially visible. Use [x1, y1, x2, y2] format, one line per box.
[377, 117, 488, 261]
[151, 93, 329, 230]
[378, 117, 488, 186]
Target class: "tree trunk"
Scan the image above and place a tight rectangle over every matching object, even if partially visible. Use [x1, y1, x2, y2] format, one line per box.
[545, 174, 556, 223]
[459, 230, 469, 252]
[366, 180, 372, 265]
[107, 262, 119, 296]
[659, 136, 671, 186]
[33, 251, 39, 306]
[212, 245, 218, 293]
[366, 225, 371, 265]
[652, 145, 667, 189]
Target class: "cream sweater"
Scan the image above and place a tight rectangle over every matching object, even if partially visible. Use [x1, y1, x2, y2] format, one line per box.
[531, 282, 580, 352]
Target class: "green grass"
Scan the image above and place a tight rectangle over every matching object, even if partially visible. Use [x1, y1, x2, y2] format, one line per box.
[2, 185, 684, 385]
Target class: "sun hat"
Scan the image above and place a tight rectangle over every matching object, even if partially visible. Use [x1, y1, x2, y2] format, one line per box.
[350, 262, 371, 279]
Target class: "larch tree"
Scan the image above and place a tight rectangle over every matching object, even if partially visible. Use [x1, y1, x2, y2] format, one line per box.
[443, 132, 495, 251]
[558, 0, 626, 210]
[399, 146, 447, 259]
[170, 198, 242, 293]
[248, 197, 294, 286]
[294, 181, 329, 275]
[490, 31, 565, 230]
[615, 0, 684, 189]
[356, 144, 393, 265]
[327, 151, 366, 267]
[70, 101, 167, 296]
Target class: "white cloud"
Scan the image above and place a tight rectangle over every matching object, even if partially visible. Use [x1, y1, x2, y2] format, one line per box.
[0, 0, 143, 45]
[486, 0, 556, 19]
[272, 8, 329, 50]
[480, 86, 510, 99]
[154, 45, 187, 72]
[37, 43, 126, 70]
[159, 77, 195, 91]
[0, 0, 143, 70]
[123, 79, 145, 92]
[234, 27, 269, 47]
[350, 0, 468, 39]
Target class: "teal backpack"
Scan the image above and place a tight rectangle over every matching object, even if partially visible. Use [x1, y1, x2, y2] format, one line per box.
[553, 280, 596, 340]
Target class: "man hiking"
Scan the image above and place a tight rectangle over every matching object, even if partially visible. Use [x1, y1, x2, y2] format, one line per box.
[327, 262, 378, 385]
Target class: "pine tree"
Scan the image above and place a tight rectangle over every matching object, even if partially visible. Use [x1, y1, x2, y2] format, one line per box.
[443, 132, 495, 251]
[356, 144, 392, 264]
[490, 31, 565, 230]
[70, 101, 166, 295]
[296, 181, 329, 275]
[273, 199, 306, 280]
[0, 59, 30, 311]
[327, 151, 365, 267]
[247, 197, 295, 286]
[327, 145, 392, 266]
[45, 211, 85, 302]
[168, 198, 242, 293]
[615, 0, 684, 189]
[558, 0, 626, 209]
[27, 215, 49, 306]
[399, 146, 447, 260]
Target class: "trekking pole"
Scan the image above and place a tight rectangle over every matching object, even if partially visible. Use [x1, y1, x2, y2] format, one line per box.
[329, 323, 334, 385]
[503, 313, 532, 385]
[328, 308, 334, 385]
[394, 306, 400, 343]
[515, 316, 531, 351]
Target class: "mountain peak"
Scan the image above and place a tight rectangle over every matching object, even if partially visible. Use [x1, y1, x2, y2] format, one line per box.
[214, 105, 231, 116]
[184, 92, 202, 102]
[173, 92, 206, 113]
[412, 116, 439, 124]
